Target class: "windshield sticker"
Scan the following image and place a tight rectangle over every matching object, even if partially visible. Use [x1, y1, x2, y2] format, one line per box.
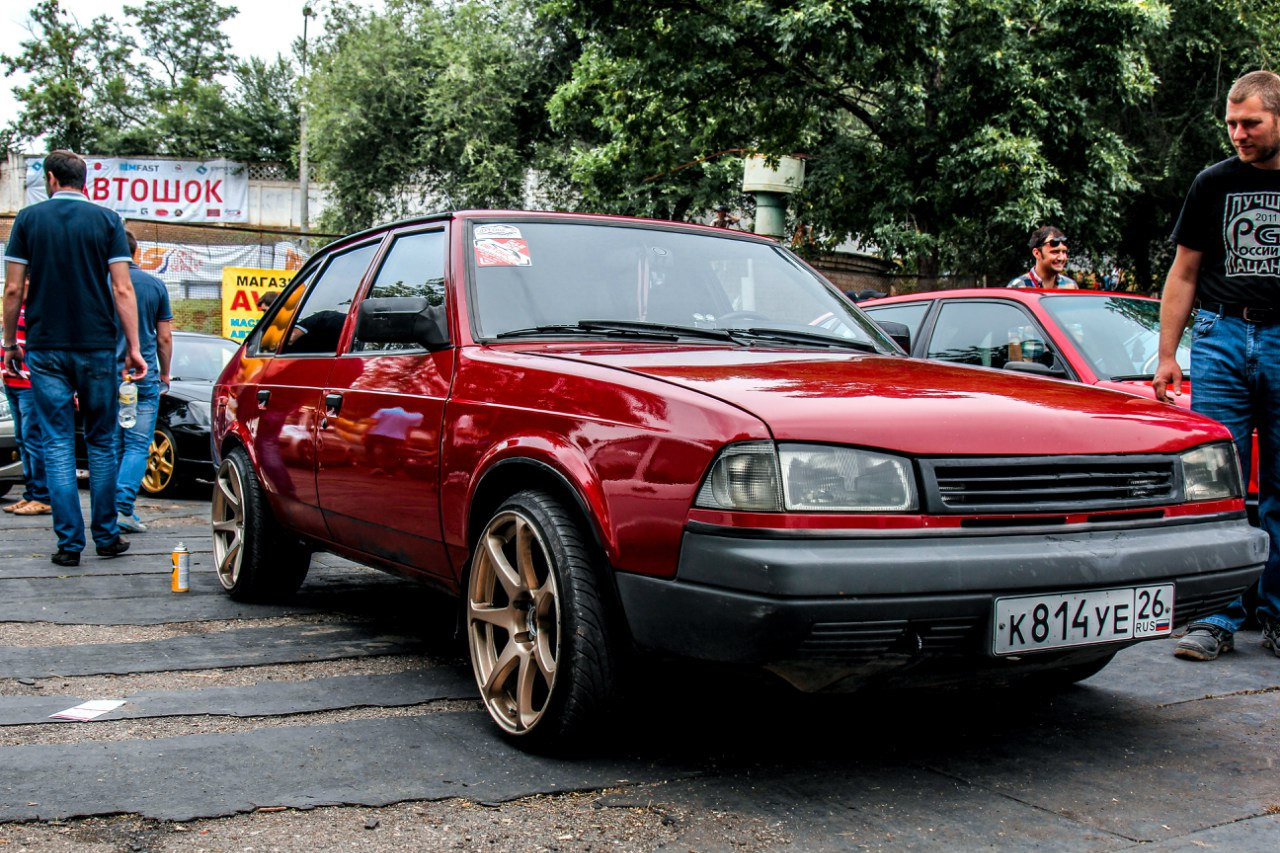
[474, 224, 523, 239]
[475, 238, 532, 267]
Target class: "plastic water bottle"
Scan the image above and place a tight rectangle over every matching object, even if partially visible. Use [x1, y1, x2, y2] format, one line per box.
[118, 377, 137, 429]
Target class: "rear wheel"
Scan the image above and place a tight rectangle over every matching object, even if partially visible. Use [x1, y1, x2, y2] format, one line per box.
[211, 446, 310, 601]
[466, 490, 618, 749]
[141, 424, 180, 496]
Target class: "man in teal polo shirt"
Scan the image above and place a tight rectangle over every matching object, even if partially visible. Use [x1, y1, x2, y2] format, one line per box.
[2, 150, 146, 566]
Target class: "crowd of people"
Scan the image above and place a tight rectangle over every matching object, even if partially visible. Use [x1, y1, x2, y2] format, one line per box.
[3, 68, 1280, 667]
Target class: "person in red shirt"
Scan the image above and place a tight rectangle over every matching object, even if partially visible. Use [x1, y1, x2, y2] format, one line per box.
[2, 299, 49, 515]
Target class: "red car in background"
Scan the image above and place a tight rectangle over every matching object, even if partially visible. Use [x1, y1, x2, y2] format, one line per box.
[860, 288, 1260, 515]
[209, 215, 1265, 748]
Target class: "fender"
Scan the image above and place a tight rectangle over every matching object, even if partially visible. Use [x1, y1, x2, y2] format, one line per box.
[458, 433, 617, 562]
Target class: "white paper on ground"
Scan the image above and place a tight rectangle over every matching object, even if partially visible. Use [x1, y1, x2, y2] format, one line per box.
[49, 699, 126, 722]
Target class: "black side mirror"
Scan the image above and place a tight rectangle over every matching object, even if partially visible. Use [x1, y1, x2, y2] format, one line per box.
[356, 296, 450, 350]
[1003, 361, 1068, 378]
[872, 319, 911, 353]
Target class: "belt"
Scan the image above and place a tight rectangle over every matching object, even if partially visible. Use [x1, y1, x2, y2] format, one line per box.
[1196, 301, 1280, 323]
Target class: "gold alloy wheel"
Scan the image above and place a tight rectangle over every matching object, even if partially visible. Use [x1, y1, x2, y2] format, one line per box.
[142, 428, 175, 494]
[467, 509, 562, 736]
[211, 457, 246, 591]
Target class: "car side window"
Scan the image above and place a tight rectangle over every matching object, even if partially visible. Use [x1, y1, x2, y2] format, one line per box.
[281, 242, 380, 356]
[352, 229, 446, 353]
[926, 301, 1058, 370]
[862, 302, 930, 342]
[253, 271, 312, 356]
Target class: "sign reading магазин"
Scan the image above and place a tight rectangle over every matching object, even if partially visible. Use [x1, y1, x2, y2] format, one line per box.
[25, 156, 249, 224]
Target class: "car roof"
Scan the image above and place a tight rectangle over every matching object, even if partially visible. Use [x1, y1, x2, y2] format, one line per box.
[861, 288, 1158, 307]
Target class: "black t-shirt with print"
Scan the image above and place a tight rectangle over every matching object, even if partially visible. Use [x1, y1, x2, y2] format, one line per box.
[1171, 156, 1280, 306]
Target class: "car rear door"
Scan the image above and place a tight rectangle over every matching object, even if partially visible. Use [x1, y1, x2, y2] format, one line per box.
[314, 226, 455, 581]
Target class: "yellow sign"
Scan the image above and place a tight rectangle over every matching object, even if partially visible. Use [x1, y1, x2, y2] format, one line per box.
[221, 267, 296, 342]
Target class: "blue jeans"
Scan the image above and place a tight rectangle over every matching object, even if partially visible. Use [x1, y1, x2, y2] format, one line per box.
[26, 349, 120, 553]
[115, 381, 160, 516]
[1189, 310, 1280, 629]
[3, 384, 49, 503]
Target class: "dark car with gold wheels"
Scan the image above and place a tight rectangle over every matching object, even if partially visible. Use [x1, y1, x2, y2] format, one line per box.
[77, 331, 239, 496]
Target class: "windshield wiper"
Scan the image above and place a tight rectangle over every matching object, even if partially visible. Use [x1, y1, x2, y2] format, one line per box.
[723, 326, 883, 352]
[1108, 373, 1158, 382]
[494, 320, 736, 343]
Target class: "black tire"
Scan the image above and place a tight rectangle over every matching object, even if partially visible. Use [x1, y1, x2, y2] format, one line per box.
[211, 446, 310, 601]
[140, 424, 181, 497]
[466, 489, 619, 749]
[0, 483, 12, 500]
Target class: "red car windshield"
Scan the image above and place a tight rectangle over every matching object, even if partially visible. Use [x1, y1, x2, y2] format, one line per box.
[467, 220, 890, 350]
[1040, 295, 1192, 380]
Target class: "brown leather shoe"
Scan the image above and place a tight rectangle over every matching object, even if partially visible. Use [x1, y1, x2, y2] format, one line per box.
[14, 501, 52, 515]
[3, 499, 32, 514]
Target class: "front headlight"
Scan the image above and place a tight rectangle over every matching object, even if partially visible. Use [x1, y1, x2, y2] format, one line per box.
[696, 442, 918, 512]
[186, 399, 211, 427]
[695, 442, 782, 511]
[0, 395, 10, 422]
[1181, 442, 1243, 502]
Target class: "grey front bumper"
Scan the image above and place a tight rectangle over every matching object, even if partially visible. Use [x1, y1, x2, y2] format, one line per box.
[615, 517, 1267, 666]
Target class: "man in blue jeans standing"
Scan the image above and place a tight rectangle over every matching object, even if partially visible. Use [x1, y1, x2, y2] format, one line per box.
[1155, 69, 1280, 660]
[2, 150, 146, 567]
[115, 230, 172, 533]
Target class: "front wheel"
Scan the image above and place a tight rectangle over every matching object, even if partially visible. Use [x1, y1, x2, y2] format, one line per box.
[466, 490, 619, 749]
[211, 446, 310, 601]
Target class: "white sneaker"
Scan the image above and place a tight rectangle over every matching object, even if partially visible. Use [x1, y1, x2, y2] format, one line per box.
[117, 512, 148, 533]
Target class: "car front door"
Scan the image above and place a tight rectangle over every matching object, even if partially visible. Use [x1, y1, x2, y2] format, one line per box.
[922, 299, 1071, 376]
[314, 227, 456, 581]
[246, 241, 381, 534]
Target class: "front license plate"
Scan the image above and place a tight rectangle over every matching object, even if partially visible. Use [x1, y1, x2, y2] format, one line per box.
[993, 585, 1174, 655]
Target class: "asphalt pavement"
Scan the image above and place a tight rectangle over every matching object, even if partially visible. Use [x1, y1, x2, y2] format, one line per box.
[1, 487, 1278, 851]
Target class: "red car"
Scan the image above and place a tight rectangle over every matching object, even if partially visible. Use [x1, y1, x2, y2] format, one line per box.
[210, 213, 1265, 747]
[859, 288, 1260, 513]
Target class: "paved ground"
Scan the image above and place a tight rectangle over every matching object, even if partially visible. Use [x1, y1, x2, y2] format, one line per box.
[1, 487, 1278, 851]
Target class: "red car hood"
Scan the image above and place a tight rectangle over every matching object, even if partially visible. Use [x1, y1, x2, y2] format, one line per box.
[534, 347, 1225, 456]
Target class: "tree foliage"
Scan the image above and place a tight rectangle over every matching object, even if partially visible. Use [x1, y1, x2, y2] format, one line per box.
[306, 0, 575, 232]
[1113, 0, 1280, 287]
[0, 0, 138, 152]
[2, 0, 299, 164]
[547, 0, 1169, 277]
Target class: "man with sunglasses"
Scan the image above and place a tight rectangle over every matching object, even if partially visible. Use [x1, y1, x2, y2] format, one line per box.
[1156, 69, 1280, 662]
[1007, 226, 1078, 289]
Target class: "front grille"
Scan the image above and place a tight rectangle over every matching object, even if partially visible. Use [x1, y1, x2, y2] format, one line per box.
[920, 455, 1178, 514]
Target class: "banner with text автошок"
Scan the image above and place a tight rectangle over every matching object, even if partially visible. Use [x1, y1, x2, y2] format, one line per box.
[222, 267, 296, 342]
[26, 157, 249, 224]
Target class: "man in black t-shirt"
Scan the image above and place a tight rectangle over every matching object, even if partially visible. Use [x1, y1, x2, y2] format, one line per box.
[1155, 70, 1280, 662]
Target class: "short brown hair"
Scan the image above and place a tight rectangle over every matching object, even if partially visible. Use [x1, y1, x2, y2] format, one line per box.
[1028, 225, 1066, 251]
[43, 150, 87, 190]
[1228, 70, 1280, 115]
[126, 229, 138, 258]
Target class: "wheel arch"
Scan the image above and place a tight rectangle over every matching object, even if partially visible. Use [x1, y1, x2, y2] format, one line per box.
[466, 457, 613, 565]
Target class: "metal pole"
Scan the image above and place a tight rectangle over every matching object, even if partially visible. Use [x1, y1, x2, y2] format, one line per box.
[299, 5, 313, 240]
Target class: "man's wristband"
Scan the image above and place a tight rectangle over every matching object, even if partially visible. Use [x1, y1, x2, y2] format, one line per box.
[3, 344, 19, 351]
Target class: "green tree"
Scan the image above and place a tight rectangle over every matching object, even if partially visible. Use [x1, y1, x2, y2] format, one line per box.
[548, 0, 1169, 277]
[1114, 0, 1280, 289]
[307, 0, 576, 232]
[224, 56, 301, 171]
[1, 0, 142, 152]
[122, 0, 238, 157]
